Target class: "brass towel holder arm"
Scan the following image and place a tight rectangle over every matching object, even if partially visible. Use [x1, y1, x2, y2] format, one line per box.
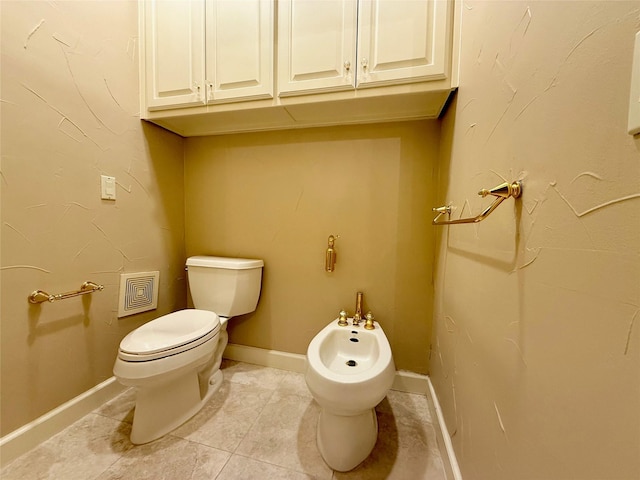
[28, 281, 104, 304]
[432, 181, 522, 226]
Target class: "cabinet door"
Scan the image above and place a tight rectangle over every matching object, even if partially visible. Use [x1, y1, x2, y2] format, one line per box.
[357, 0, 449, 87]
[206, 0, 274, 103]
[143, 0, 205, 109]
[278, 0, 357, 96]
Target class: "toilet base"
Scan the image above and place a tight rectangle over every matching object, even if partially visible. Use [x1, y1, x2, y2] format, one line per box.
[316, 408, 378, 472]
[130, 369, 222, 445]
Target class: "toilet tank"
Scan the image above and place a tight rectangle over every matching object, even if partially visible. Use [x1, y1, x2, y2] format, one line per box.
[186, 256, 264, 317]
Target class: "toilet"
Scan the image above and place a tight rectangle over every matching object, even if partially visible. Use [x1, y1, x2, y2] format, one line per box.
[305, 315, 395, 471]
[113, 255, 263, 445]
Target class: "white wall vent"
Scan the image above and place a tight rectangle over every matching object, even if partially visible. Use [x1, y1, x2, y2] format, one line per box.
[118, 271, 160, 318]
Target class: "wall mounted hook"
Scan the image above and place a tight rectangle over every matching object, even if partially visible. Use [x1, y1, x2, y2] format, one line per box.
[325, 234, 339, 272]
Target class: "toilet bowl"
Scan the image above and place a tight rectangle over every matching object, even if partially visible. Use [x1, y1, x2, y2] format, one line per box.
[113, 256, 263, 444]
[113, 309, 221, 444]
[305, 317, 395, 472]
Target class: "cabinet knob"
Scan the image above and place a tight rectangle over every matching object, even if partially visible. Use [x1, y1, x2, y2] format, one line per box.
[344, 60, 353, 83]
[207, 82, 214, 102]
[361, 58, 368, 71]
[193, 82, 201, 100]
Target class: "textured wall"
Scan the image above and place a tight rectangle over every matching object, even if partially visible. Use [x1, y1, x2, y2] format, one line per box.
[432, 2, 640, 479]
[184, 121, 439, 373]
[0, 1, 186, 435]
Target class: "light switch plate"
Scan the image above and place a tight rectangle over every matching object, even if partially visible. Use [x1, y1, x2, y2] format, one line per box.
[629, 32, 640, 136]
[101, 175, 116, 200]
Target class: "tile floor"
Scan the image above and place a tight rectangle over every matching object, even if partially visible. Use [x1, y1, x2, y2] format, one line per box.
[1, 361, 447, 480]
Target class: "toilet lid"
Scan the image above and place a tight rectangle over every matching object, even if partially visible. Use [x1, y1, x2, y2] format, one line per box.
[120, 309, 220, 355]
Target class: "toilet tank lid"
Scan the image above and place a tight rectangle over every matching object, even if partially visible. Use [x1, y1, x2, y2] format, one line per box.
[186, 256, 264, 270]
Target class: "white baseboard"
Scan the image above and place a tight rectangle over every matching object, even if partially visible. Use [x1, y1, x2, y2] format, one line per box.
[224, 343, 430, 395]
[427, 377, 462, 480]
[391, 369, 429, 394]
[0, 377, 126, 468]
[223, 343, 307, 373]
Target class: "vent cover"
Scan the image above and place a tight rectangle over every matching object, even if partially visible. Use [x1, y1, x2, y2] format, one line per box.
[118, 271, 160, 318]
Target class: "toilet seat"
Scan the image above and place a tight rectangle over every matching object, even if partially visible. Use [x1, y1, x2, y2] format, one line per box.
[118, 310, 220, 362]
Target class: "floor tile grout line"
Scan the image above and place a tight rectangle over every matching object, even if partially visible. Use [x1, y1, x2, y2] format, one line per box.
[219, 362, 301, 456]
[84, 407, 140, 480]
[88, 424, 133, 480]
[166, 432, 235, 456]
[212, 450, 235, 480]
[229, 450, 323, 479]
[228, 382, 280, 455]
[92, 409, 133, 424]
[222, 366, 332, 479]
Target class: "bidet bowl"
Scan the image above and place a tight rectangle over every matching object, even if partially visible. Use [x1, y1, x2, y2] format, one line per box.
[305, 319, 395, 416]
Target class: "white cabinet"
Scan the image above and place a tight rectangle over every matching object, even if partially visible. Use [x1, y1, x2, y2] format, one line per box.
[141, 0, 458, 136]
[205, 0, 274, 103]
[278, 0, 451, 96]
[357, 0, 449, 87]
[277, 0, 357, 95]
[141, 0, 273, 111]
[142, 0, 205, 109]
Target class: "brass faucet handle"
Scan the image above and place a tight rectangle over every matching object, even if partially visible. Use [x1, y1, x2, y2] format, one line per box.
[338, 310, 348, 326]
[364, 312, 375, 330]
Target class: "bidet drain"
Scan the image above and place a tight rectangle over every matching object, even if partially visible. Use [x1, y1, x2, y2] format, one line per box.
[346, 360, 357, 367]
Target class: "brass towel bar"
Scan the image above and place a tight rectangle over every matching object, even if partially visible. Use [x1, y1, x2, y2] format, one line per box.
[28, 281, 104, 304]
[432, 181, 522, 226]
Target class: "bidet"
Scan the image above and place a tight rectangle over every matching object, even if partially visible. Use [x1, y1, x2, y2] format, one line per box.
[306, 315, 395, 471]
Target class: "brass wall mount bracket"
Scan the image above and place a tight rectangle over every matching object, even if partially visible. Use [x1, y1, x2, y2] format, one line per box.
[432, 181, 523, 226]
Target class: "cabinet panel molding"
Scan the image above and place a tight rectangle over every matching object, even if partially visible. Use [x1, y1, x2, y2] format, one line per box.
[278, 0, 358, 96]
[357, 0, 450, 87]
[144, 0, 205, 110]
[206, 0, 274, 103]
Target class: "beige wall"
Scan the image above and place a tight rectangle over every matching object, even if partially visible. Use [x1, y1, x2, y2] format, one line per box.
[184, 121, 439, 373]
[4, 3, 638, 478]
[0, 1, 186, 435]
[432, 2, 640, 479]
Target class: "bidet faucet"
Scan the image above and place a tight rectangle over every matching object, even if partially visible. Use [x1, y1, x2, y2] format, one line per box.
[352, 292, 364, 326]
